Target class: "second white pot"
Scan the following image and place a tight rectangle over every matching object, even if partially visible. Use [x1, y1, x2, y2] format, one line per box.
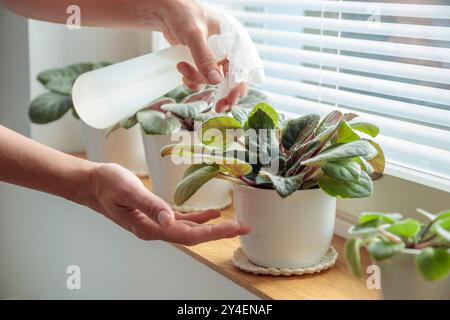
[233, 184, 336, 269]
[141, 132, 232, 212]
[378, 249, 450, 300]
[82, 122, 148, 176]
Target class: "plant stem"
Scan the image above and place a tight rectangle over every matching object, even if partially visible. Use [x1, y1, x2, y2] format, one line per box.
[379, 228, 403, 244]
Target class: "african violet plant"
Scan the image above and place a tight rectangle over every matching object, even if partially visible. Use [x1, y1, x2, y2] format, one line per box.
[161, 102, 385, 205]
[29, 62, 110, 124]
[345, 209, 450, 281]
[106, 85, 268, 137]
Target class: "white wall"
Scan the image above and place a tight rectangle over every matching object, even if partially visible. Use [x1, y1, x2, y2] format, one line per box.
[28, 20, 151, 152]
[0, 8, 30, 136]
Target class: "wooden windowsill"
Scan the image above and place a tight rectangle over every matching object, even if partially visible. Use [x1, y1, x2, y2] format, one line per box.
[140, 177, 380, 300]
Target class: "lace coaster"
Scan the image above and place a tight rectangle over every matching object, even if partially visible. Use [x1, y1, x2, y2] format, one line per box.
[232, 246, 338, 276]
[172, 196, 232, 213]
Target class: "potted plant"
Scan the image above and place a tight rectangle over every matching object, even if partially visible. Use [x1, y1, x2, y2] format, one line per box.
[162, 102, 384, 269]
[29, 62, 148, 176]
[112, 85, 268, 212]
[345, 209, 450, 299]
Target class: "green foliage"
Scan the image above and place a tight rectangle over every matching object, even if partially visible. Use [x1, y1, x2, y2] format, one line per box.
[162, 102, 385, 203]
[345, 209, 450, 281]
[29, 62, 111, 124]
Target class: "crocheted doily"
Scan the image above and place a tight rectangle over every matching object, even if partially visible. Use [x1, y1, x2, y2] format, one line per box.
[232, 246, 338, 276]
[172, 196, 232, 213]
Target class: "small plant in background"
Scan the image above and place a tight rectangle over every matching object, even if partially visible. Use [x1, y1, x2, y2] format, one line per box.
[345, 209, 450, 281]
[162, 102, 385, 205]
[29, 62, 111, 124]
[106, 86, 268, 137]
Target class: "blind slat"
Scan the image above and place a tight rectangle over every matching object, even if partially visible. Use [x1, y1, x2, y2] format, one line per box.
[207, 0, 450, 19]
[257, 44, 450, 85]
[263, 60, 450, 106]
[248, 28, 450, 63]
[264, 76, 450, 130]
[232, 10, 450, 42]
[265, 92, 450, 153]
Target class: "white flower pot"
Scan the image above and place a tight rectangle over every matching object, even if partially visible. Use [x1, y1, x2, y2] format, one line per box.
[82, 122, 148, 177]
[378, 249, 450, 300]
[141, 132, 232, 212]
[233, 184, 336, 269]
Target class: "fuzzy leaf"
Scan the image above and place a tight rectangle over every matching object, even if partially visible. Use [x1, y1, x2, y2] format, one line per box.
[302, 140, 378, 166]
[37, 68, 77, 86]
[182, 88, 217, 104]
[336, 121, 361, 143]
[236, 88, 268, 106]
[200, 115, 243, 147]
[29, 92, 73, 124]
[416, 248, 450, 281]
[231, 106, 251, 126]
[319, 170, 373, 198]
[137, 110, 180, 135]
[257, 170, 303, 198]
[348, 218, 382, 235]
[322, 159, 362, 182]
[245, 102, 278, 130]
[344, 238, 362, 277]
[435, 218, 450, 242]
[351, 122, 380, 138]
[173, 164, 220, 205]
[368, 240, 405, 261]
[316, 110, 343, 134]
[161, 101, 209, 120]
[359, 212, 403, 224]
[386, 219, 422, 238]
[164, 85, 192, 102]
[281, 114, 320, 150]
[366, 140, 385, 180]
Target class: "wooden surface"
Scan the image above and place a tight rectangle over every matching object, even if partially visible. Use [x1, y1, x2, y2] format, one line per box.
[140, 177, 380, 300]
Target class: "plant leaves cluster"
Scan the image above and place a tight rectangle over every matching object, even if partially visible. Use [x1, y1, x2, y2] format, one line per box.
[162, 102, 385, 204]
[345, 209, 450, 281]
[29, 62, 111, 124]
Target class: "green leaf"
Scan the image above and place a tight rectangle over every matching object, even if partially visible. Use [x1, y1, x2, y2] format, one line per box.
[366, 140, 385, 180]
[29, 92, 73, 124]
[120, 114, 138, 129]
[348, 218, 382, 235]
[435, 218, 450, 242]
[164, 85, 192, 103]
[161, 101, 209, 120]
[37, 68, 77, 86]
[302, 140, 378, 166]
[200, 115, 243, 147]
[354, 157, 374, 174]
[416, 248, 450, 281]
[160, 143, 213, 158]
[344, 238, 362, 277]
[336, 121, 361, 143]
[386, 219, 422, 238]
[66, 62, 94, 75]
[72, 107, 80, 120]
[173, 164, 220, 205]
[322, 159, 362, 182]
[319, 170, 373, 198]
[436, 210, 450, 222]
[45, 77, 75, 95]
[231, 106, 251, 126]
[257, 170, 303, 198]
[137, 110, 181, 135]
[359, 212, 403, 224]
[91, 61, 111, 70]
[281, 114, 320, 150]
[351, 122, 380, 138]
[277, 112, 290, 128]
[245, 102, 278, 130]
[316, 110, 343, 134]
[236, 88, 268, 106]
[367, 240, 405, 260]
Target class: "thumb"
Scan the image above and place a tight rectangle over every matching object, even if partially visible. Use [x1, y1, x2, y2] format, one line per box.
[185, 33, 222, 85]
[131, 186, 175, 228]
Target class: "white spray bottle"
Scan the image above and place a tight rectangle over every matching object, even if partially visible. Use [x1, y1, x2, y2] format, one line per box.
[72, 14, 264, 129]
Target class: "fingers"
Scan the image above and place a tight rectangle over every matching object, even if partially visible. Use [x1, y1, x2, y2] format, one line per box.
[128, 186, 175, 228]
[165, 220, 251, 246]
[177, 62, 205, 85]
[174, 209, 221, 224]
[184, 31, 222, 85]
[215, 83, 248, 112]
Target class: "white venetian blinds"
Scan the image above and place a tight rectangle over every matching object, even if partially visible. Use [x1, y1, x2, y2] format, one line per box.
[205, 0, 450, 184]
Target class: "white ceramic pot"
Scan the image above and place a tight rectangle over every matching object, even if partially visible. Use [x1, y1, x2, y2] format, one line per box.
[378, 249, 450, 300]
[141, 132, 232, 212]
[233, 184, 336, 269]
[82, 122, 148, 177]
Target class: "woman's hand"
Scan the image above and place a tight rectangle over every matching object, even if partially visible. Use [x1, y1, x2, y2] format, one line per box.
[159, 0, 248, 112]
[88, 163, 250, 245]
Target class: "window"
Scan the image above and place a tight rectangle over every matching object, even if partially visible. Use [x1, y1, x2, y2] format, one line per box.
[205, 0, 450, 190]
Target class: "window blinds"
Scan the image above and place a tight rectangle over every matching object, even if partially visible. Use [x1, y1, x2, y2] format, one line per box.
[205, 0, 450, 184]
